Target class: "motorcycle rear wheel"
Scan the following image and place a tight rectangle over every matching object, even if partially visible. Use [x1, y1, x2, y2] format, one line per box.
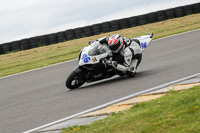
[66, 71, 85, 90]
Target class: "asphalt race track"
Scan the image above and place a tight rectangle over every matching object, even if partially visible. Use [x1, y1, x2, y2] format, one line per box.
[0, 30, 200, 133]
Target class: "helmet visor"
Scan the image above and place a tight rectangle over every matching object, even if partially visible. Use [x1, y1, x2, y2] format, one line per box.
[109, 44, 119, 51]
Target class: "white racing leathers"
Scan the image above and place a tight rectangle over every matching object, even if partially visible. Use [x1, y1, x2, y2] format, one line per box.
[97, 36, 142, 73]
[116, 38, 142, 73]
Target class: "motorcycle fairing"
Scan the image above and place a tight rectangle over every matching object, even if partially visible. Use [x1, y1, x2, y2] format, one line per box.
[133, 34, 153, 53]
[79, 41, 109, 66]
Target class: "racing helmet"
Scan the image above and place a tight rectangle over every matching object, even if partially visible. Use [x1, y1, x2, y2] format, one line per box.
[108, 34, 124, 53]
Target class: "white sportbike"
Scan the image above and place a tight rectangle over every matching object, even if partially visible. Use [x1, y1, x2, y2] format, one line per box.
[66, 33, 154, 89]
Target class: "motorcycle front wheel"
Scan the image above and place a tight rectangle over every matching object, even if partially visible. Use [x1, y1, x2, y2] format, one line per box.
[66, 71, 85, 90]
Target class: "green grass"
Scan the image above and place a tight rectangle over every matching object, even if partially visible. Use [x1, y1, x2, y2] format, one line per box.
[1, 13, 200, 77]
[61, 85, 200, 133]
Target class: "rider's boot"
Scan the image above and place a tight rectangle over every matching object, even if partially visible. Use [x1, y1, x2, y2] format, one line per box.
[126, 59, 138, 77]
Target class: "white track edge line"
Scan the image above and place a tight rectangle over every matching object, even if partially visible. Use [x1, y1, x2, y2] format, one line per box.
[153, 28, 200, 41]
[1, 28, 200, 80]
[23, 72, 200, 133]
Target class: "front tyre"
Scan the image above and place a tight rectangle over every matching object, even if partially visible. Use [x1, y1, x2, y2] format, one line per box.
[66, 71, 85, 90]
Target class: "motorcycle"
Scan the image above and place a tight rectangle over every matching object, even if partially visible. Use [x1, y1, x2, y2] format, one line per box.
[66, 33, 154, 89]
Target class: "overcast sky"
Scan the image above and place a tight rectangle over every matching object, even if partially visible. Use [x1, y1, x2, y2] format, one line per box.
[0, 0, 199, 44]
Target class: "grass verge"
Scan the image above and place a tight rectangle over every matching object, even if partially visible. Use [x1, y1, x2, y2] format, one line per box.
[1, 14, 200, 77]
[61, 85, 200, 133]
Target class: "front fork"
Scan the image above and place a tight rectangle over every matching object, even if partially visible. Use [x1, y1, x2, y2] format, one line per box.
[73, 66, 82, 74]
[73, 66, 88, 82]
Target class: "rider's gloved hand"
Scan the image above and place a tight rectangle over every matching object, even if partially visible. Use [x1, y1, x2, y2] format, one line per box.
[106, 59, 118, 69]
[111, 61, 118, 69]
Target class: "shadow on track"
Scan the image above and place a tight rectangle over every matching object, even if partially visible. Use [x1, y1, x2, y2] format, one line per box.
[66, 70, 152, 91]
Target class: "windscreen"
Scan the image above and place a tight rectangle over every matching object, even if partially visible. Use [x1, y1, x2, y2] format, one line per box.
[88, 42, 110, 56]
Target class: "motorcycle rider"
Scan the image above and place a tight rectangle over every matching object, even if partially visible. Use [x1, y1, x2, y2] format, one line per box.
[89, 34, 142, 77]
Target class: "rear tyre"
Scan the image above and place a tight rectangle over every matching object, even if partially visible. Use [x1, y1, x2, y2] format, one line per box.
[66, 71, 85, 90]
